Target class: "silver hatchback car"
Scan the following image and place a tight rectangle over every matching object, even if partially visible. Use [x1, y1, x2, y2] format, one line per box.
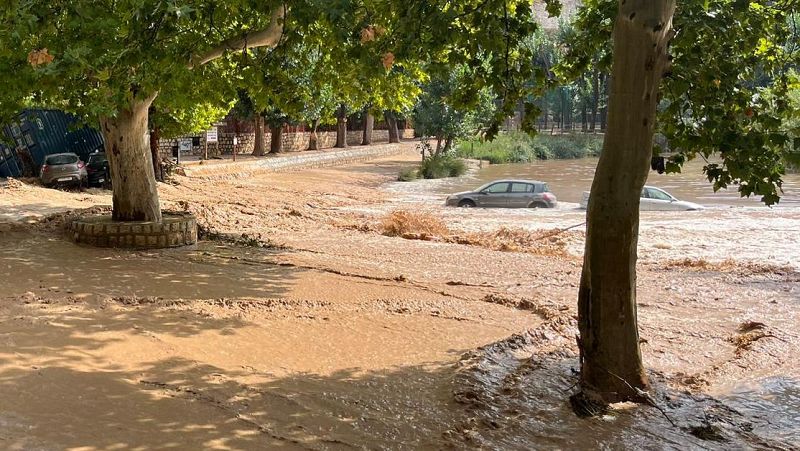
[446, 179, 558, 208]
[40, 152, 88, 187]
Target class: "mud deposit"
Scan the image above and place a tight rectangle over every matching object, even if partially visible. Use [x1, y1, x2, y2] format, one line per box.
[1, 148, 799, 449]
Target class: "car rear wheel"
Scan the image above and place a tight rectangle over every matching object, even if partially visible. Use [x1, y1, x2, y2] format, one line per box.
[528, 201, 548, 208]
[458, 199, 476, 208]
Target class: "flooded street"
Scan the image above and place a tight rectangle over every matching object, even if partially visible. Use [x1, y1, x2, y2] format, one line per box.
[407, 156, 800, 207]
[1, 148, 799, 449]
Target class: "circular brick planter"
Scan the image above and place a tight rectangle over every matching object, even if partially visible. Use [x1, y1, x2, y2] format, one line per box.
[68, 212, 197, 249]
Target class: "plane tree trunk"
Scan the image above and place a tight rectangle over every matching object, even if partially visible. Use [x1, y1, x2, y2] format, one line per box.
[252, 115, 266, 156]
[362, 111, 374, 145]
[335, 104, 348, 148]
[384, 110, 400, 143]
[99, 94, 162, 222]
[578, 0, 675, 403]
[149, 125, 162, 181]
[308, 119, 320, 150]
[270, 124, 283, 153]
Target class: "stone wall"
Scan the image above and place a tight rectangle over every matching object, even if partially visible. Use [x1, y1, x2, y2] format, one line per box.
[159, 129, 415, 159]
[184, 142, 414, 180]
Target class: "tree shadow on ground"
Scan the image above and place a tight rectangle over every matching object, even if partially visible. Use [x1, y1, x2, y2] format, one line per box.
[0, 299, 464, 450]
[0, 231, 300, 300]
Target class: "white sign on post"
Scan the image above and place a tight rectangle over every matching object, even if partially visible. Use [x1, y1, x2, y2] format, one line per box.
[206, 127, 218, 143]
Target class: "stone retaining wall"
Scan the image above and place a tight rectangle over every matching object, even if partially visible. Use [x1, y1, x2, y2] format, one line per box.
[159, 129, 415, 158]
[69, 213, 197, 249]
[185, 142, 415, 179]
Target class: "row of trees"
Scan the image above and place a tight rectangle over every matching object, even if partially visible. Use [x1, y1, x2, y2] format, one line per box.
[2, 0, 798, 406]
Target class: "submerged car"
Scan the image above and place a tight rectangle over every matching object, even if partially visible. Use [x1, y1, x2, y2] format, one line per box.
[579, 186, 704, 211]
[86, 152, 111, 187]
[446, 180, 558, 208]
[40, 152, 88, 187]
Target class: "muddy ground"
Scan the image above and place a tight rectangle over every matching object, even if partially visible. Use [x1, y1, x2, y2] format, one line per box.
[1, 147, 798, 450]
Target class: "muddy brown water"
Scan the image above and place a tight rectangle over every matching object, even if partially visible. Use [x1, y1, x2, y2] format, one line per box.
[409, 157, 800, 207]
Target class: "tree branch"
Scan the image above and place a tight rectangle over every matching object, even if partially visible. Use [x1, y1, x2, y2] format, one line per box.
[188, 6, 285, 69]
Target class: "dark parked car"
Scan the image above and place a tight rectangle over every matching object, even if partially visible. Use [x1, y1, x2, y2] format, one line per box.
[86, 152, 110, 187]
[40, 152, 87, 187]
[445, 179, 558, 208]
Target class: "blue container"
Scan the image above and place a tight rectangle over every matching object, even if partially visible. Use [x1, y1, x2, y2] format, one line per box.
[0, 142, 23, 178]
[1, 109, 105, 176]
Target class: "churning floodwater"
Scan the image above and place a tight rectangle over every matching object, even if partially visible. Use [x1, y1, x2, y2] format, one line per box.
[416, 157, 800, 207]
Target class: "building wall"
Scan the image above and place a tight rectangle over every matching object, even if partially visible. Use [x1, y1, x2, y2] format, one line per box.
[159, 129, 415, 158]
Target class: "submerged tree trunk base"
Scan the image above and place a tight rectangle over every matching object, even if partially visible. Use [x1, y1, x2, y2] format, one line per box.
[100, 94, 162, 223]
[578, 0, 675, 403]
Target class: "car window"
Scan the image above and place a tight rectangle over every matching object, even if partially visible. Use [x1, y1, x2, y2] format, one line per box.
[647, 188, 672, 201]
[484, 183, 510, 193]
[88, 154, 107, 164]
[45, 154, 78, 165]
[510, 183, 531, 193]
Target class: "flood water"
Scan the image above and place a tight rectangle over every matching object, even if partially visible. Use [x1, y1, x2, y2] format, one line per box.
[426, 157, 800, 208]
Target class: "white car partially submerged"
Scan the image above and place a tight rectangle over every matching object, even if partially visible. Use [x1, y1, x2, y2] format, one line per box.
[579, 186, 704, 211]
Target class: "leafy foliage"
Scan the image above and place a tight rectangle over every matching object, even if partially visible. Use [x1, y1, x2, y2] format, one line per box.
[418, 154, 467, 179]
[413, 67, 496, 142]
[560, 0, 800, 205]
[457, 132, 603, 163]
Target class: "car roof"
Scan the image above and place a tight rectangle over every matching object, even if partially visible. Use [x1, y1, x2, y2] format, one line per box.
[487, 179, 546, 185]
[47, 152, 79, 157]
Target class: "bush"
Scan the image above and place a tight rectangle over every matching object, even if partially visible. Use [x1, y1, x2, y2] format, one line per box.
[381, 210, 450, 238]
[419, 154, 468, 179]
[397, 167, 419, 181]
[456, 132, 602, 163]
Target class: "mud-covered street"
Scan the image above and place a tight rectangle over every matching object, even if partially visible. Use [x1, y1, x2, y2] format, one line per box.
[1, 147, 798, 449]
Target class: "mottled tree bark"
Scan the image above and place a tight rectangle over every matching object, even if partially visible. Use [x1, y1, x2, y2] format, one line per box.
[578, 0, 675, 403]
[99, 94, 161, 222]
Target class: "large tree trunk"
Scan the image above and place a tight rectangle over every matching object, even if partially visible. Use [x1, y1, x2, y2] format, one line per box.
[443, 137, 454, 153]
[99, 95, 161, 222]
[252, 115, 266, 156]
[149, 126, 162, 182]
[335, 104, 348, 148]
[578, 0, 675, 403]
[385, 110, 400, 143]
[269, 124, 283, 153]
[362, 111, 374, 145]
[308, 119, 320, 150]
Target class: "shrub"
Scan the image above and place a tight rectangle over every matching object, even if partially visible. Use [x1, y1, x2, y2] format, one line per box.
[419, 154, 468, 179]
[456, 132, 603, 163]
[397, 167, 419, 181]
[381, 210, 450, 238]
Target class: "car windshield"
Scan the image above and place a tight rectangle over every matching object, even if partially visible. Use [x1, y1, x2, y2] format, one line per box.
[647, 188, 673, 201]
[45, 154, 78, 165]
[88, 154, 107, 164]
